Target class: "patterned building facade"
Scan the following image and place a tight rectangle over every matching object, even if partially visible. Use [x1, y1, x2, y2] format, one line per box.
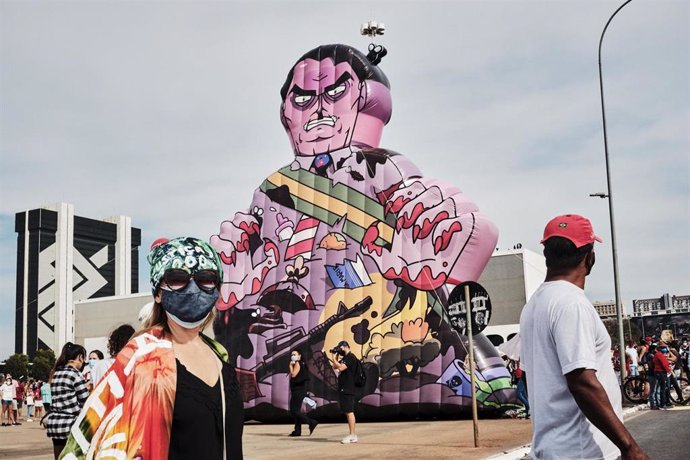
[15, 203, 140, 357]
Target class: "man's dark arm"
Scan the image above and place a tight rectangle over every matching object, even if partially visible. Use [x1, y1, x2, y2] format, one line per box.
[566, 369, 649, 460]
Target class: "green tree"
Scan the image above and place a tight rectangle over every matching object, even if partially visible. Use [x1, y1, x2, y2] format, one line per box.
[31, 348, 56, 382]
[4, 353, 30, 380]
[602, 317, 642, 349]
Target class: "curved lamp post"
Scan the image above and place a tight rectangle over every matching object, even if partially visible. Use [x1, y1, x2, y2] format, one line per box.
[598, 0, 633, 385]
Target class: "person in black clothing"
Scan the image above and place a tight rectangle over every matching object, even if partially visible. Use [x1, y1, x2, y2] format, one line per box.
[331, 341, 358, 444]
[288, 348, 318, 437]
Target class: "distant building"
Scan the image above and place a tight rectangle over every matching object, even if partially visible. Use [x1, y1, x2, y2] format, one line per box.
[593, 300, 619, 318]
[74, 293, 150, 354]
[630, 293, 690, 340]
[632, 294, 690, 317]
[478, 247, 546, 346]
[15, 203, 141, 357]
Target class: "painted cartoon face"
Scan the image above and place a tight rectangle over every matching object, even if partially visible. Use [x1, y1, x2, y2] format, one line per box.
[281, 58, 363, 156]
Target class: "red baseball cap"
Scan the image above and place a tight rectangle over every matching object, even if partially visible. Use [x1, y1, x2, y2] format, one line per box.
[540, 214, 602, 248]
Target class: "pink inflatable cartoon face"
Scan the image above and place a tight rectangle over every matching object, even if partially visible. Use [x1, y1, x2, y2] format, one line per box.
[281, 58, 363, 156]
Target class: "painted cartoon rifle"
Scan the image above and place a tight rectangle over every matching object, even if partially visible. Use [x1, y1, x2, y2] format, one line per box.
[251, 295, 373, 383]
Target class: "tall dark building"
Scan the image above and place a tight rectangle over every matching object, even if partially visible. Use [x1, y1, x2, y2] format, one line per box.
[15, 203, 140, 357]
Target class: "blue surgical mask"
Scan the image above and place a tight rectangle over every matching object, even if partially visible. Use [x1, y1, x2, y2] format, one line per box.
[89, 359, 97, 369]
[160, 280, 218, 329]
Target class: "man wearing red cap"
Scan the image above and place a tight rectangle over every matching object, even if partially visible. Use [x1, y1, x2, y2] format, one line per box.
[520, 215, 648, 460]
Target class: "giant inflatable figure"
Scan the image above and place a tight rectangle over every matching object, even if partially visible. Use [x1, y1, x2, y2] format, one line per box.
[212, 44, 515, 421]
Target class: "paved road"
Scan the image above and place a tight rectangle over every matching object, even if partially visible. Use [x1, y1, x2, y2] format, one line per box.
[626, 406, 690, 459]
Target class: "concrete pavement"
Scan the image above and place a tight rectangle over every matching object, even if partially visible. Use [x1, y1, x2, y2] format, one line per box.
[0, 417, 533, 459]
[5, 407, 684, 459]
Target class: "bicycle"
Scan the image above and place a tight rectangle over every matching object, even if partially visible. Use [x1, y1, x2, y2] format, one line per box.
[623, 373, 689, 405]
[622, 375, 649, 404]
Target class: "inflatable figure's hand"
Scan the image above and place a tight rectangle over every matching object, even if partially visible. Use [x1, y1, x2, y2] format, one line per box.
[362, 178, 497, 290]
[211, 211, 279, 311]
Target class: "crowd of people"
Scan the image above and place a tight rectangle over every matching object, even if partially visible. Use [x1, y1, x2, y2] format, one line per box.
[0, 326, 136, 459]
[1, 374, 51, 426]
[625, 336, 689, 410]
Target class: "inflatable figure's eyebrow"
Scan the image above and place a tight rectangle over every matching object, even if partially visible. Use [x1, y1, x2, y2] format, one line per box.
[324, 72, 353, 93]
[291, 85, 316, 96]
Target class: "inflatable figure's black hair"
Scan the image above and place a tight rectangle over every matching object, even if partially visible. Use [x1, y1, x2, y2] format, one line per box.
[280, 44, 390, 101]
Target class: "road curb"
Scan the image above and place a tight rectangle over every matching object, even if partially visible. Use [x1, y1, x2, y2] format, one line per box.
[487, 404, 649, 459]
[487, 444, 531, 459]
[622, 403, 649, 419]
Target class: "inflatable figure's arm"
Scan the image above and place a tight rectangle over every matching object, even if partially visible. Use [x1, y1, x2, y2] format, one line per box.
[211, 209, 279, 311]
[362, 153, 498, 290]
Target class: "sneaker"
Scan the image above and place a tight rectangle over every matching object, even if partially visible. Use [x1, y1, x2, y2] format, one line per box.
[309, 420, 319, 435]
[663, 405, 674, 409]
[27, 419, 33, 422]
[12, 422, 22, 426]
[288, 431, 301, 437]
[659, 406, 670, 410]
[650, 406, 659, 410]
[341, 434, 358, 444]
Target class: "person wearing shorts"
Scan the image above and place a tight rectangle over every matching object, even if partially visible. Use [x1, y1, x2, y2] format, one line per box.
[331, 341, 359, 444]
[34, 384, 44, 421]
[1, 375, 16, 426]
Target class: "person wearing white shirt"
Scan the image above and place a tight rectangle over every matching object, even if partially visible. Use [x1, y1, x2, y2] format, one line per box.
[520, 214, 648, 460]
[1, 375, 17, 426]
[625, 342, 640, 377]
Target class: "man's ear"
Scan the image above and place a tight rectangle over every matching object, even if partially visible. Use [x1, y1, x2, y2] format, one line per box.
[280, 102, 289, 128]
[357, 81, 368, 111]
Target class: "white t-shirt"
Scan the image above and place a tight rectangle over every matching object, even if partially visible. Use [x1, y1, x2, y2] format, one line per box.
[519, 280, 622, 460]
[625, 346, 639, 365]
[1, 381, 15, 400]
[89, 358, 115, 386]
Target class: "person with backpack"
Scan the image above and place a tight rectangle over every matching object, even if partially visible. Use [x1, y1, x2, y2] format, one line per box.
[288, 348, 318, 437]
[331, 341, 360, 444]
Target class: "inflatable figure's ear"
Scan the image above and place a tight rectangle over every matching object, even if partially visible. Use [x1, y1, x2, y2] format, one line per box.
[280, 101, 289, 129]
[357, 81, 368, 112]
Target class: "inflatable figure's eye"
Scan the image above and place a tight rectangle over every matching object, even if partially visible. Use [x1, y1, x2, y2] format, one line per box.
[326, 84, 346, 100]
[294, 94, 313, 106]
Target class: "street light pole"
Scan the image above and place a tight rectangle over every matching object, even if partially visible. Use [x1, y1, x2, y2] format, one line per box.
[598, 0, 633, 385]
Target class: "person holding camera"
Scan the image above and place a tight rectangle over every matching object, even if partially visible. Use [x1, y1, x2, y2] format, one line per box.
[288, 348, 318, 437]
[330, 341, 358, 444]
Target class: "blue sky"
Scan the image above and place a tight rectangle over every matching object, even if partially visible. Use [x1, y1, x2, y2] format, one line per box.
[1, 0, 688, 359]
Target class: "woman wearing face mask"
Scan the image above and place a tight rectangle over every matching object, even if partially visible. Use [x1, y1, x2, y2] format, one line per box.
[45, 342, 88, 459]
[83, 350, 103, 390]
[288, 348, 318, 437]
[59, 237, 243, 460]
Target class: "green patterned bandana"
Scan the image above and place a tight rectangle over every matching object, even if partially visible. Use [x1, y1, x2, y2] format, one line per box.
[147, 237, 223, 293]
